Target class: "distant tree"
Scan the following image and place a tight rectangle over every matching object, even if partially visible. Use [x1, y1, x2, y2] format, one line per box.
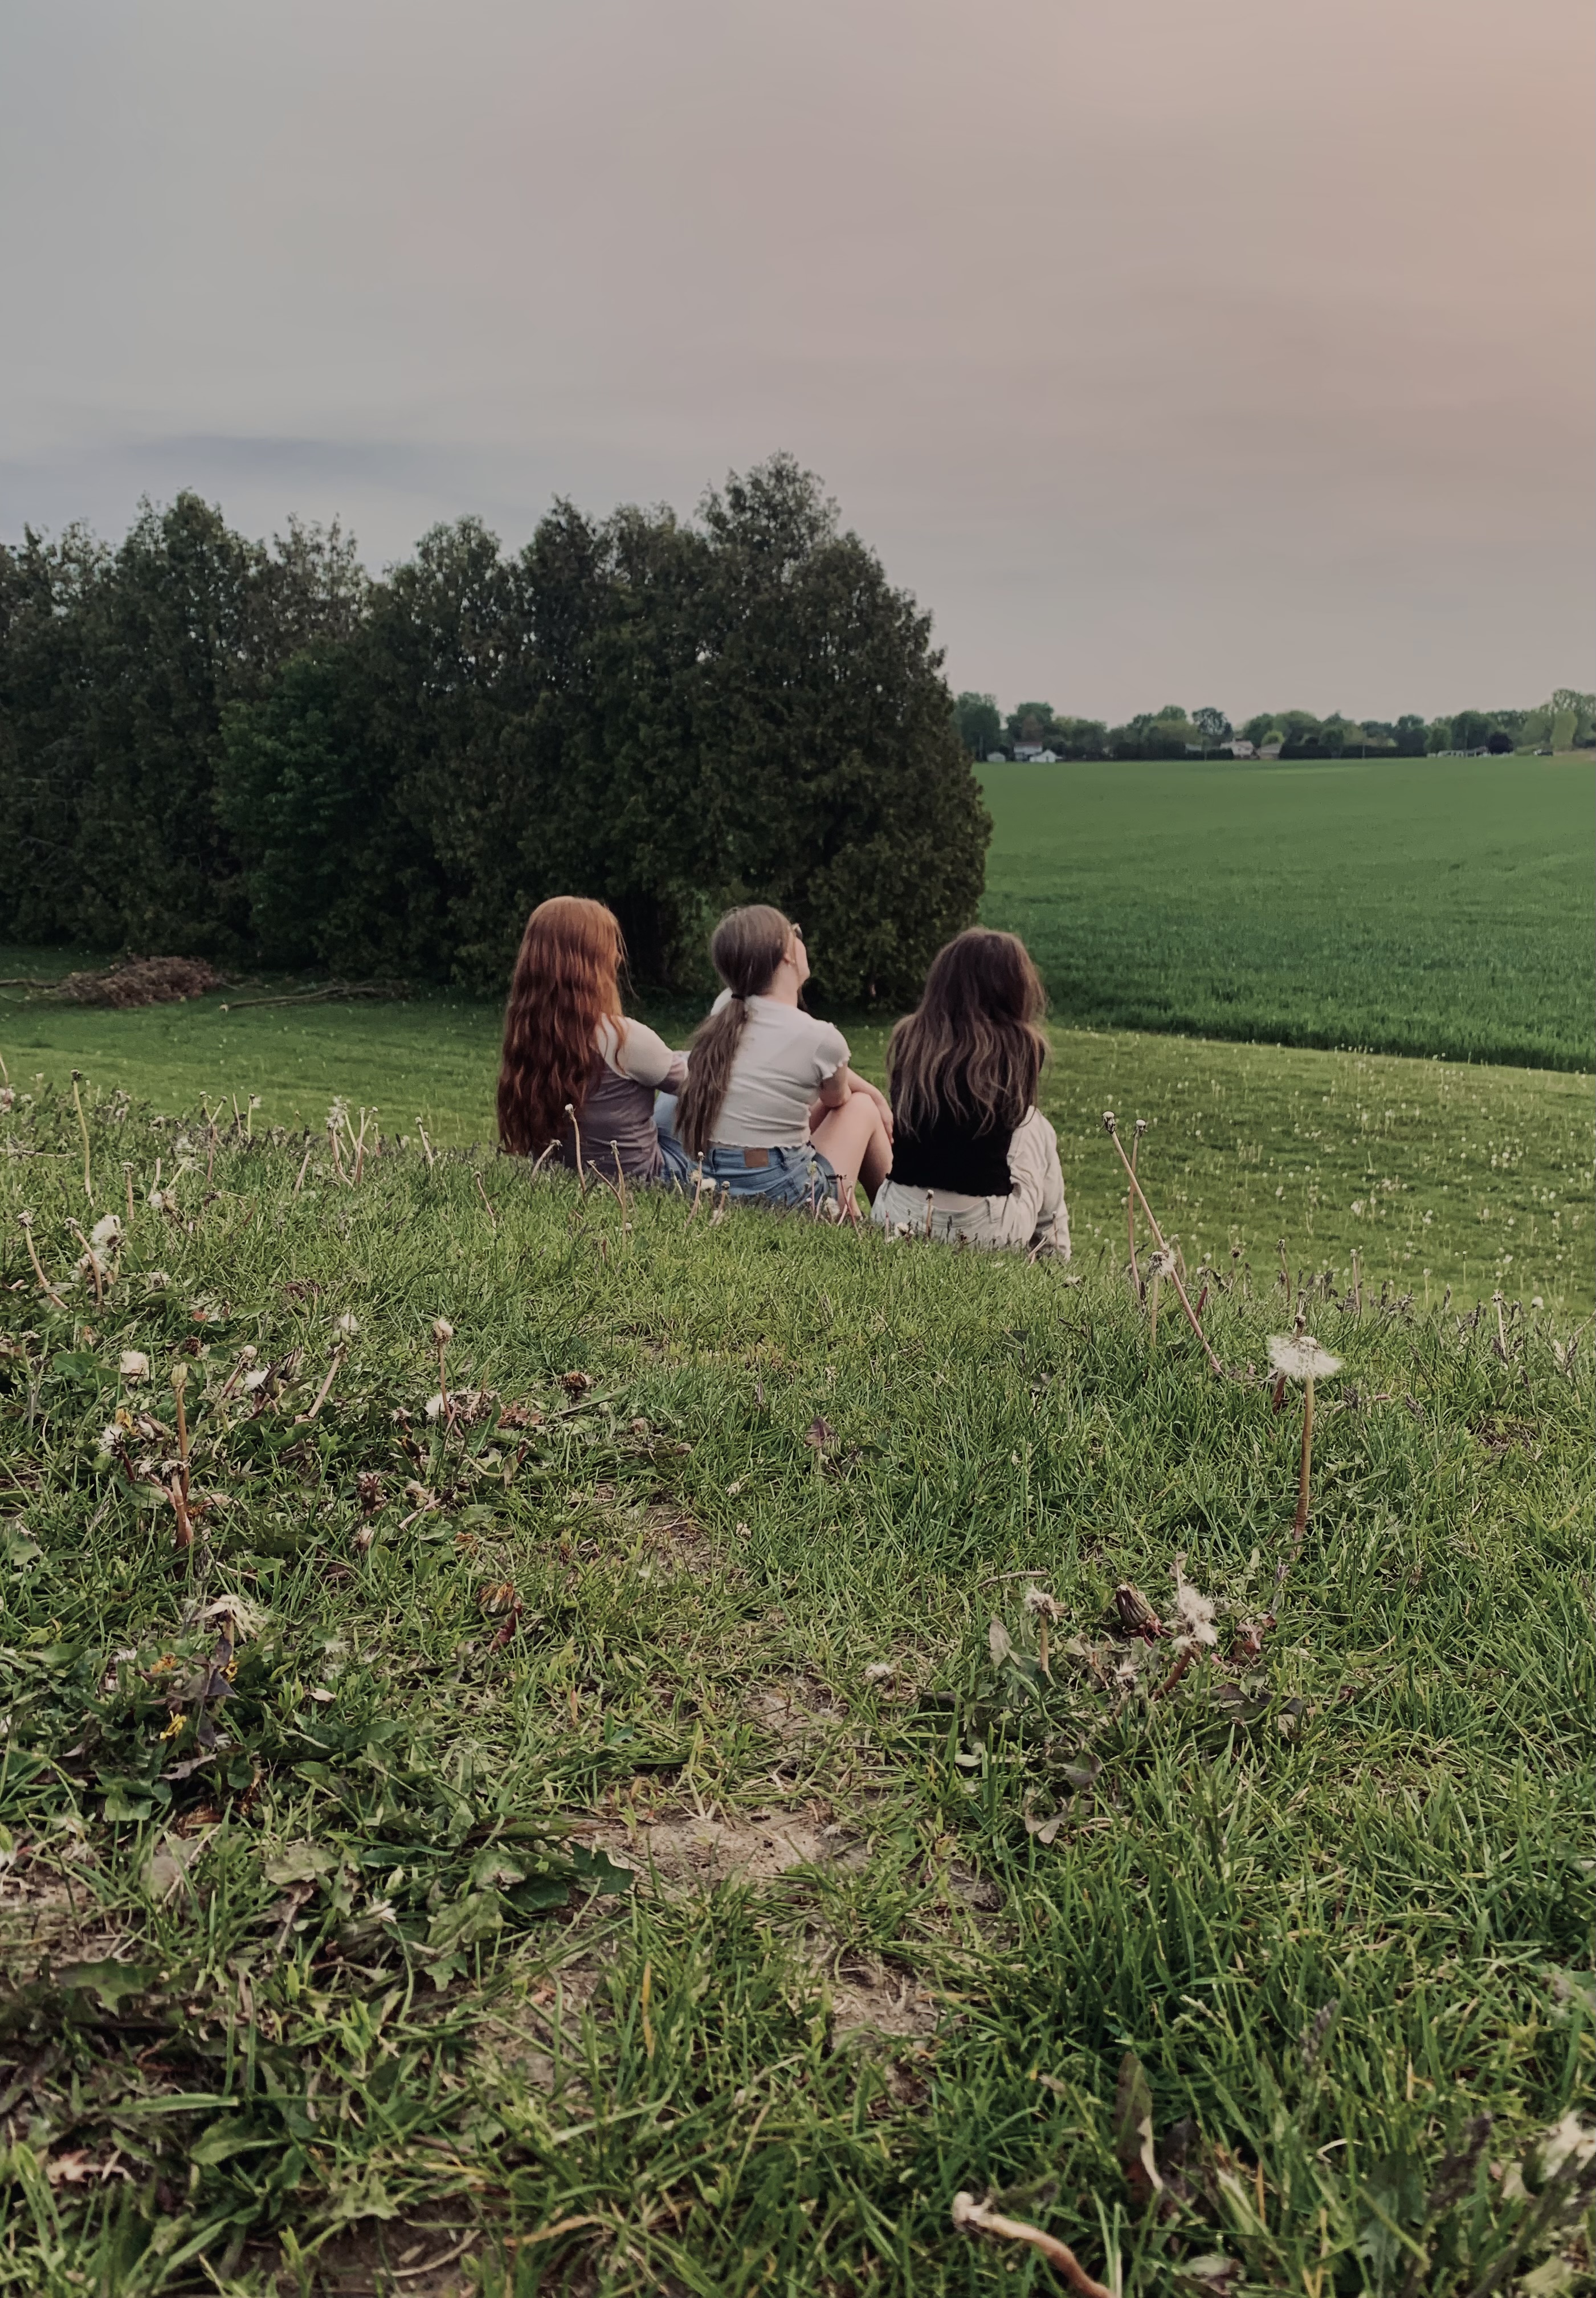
[1450, 710, 1493, 751]
[1551, 688, 1595, 743]
[1153, 703, 1187, 723]
[1393, 715, 1428, 755]
[1549, 708, 1578, 752]
[1192, 706, 1231, 748]
[1005, 701, 1058, 747]
[955, 691, 1002, 757]
[1485, 730, 1513, 753]
[1426, 718, 1453, 753]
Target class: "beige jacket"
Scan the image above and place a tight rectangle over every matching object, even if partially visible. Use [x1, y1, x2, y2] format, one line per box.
[871, 1107, 1070, 1257]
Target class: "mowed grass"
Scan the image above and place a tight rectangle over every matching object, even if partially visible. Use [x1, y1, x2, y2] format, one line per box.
[5, 968, 1590, 1314]
[0, 1102, 1591, 2295]
[978, 756, 1595, 1071]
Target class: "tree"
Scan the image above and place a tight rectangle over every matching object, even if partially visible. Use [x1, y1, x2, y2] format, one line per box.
[955, 692, 1002, 758]
[1005, 701, 1058, 748]
[0, 495, 365, 955]
[1192, 706, 1231, 749]
[219, 455, 990, 1003]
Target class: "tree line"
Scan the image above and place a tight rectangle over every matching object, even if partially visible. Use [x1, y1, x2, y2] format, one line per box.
[956, 693, 1596, 761]
[0, 458, 989, 1003]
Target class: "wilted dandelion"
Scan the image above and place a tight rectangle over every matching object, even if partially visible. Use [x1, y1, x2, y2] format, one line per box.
[90, 1213, 122, 1251]
[334, 1312, 360, 1339]
[119, 1350, 149, 1382]
[1268, 1332, 1342, 1537]
[1023, 1582, 1066, 1674]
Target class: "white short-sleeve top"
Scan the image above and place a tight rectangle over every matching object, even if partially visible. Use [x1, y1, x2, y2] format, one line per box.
[703, 994, 850, 1147]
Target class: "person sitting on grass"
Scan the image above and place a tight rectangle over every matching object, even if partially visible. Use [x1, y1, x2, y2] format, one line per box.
[671, 904, 893, 1214]
[871, 927, 1070, 1256]
[496, 895, 692, 1185]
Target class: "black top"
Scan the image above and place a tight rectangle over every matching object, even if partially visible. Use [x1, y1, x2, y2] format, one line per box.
[889, 1108, 1014, 1197]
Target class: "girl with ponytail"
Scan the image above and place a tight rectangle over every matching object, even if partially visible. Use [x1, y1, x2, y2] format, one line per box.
[497, 896, 693, 1185]
[672, 905, 893, 1212]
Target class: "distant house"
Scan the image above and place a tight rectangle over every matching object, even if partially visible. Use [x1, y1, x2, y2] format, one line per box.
[1227, 739, 1255, 758]
[1012, 742, 1058, 763]
[1258, 740, 1283, 759]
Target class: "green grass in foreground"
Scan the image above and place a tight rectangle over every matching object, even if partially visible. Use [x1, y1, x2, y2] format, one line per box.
[4, 969, 1590, 1314]
[0, 1102, 1591, 2295]
[979, 756, 1595, 1070]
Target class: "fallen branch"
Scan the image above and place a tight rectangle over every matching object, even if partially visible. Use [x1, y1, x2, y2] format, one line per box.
[951, 2192, 1112, 2297]
[218, 979, 409, 1012]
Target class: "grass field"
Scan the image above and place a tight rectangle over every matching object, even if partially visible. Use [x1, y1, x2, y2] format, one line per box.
[3, 971, 1589, 1315]
[0, 1103, 1591, 2295]
[979, 756, 1594, 1071]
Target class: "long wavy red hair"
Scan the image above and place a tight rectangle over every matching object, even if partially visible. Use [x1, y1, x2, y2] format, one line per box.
[497, 897, 626, 1155]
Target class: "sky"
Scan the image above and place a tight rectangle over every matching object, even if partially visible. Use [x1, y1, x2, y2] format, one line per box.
[1, 0, 1590, 724]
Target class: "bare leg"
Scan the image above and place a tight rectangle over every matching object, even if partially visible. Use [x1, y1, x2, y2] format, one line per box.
[810, 1094, 892, 1205]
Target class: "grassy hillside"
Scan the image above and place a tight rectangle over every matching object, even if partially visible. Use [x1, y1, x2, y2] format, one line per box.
[979, 756, 1594, 1070]
[4, 972, 1589, 1314]
[0, 1112, 1590, 2295]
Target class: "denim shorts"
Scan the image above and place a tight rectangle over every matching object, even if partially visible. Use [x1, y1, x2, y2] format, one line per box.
[652, 1097, 838, 1209]
[694, 1140, 840, 1211]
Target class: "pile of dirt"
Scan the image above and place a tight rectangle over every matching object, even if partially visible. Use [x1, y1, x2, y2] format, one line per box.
[54, 957, 226, 1008]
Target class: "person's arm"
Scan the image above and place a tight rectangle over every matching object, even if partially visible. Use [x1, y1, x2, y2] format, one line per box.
[815, 1061, 893, 1131]
[1009, 1111, 1069, 1255]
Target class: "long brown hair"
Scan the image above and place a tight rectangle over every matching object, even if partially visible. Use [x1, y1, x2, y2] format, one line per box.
[888, 928, 1047, 1136]
[497, 896, 625, 1155]
[675, 904, 791, 1157]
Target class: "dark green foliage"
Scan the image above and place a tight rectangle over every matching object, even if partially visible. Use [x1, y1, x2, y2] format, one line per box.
[3, 461, 989, 1007]
[0, 498, 366, 958]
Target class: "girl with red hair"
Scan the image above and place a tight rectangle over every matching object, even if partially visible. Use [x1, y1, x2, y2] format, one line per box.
[497, 897, 691, 1184]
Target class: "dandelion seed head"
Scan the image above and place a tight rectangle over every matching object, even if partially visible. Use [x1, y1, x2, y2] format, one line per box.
[1267, 1333, 1342, 1383]
[1170, 1557, 1218, 1650]
[431, 1317, 454, 1344]
[334, 1313, 360, 1338]
[119, 1350, 149, 1381]
[90, 1213, 123, 1249]
[424, 1392, 447, 1421]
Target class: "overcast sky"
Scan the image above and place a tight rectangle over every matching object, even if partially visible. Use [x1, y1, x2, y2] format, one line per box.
[2, 0, 1590, 722]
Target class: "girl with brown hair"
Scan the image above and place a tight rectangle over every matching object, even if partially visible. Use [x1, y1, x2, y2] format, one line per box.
[497, 895, 693, 1184]
[870, 928, 1070, 1254]
[671, 904, 893, 1212]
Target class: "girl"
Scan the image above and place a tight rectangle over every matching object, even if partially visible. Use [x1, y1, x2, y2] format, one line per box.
[672, 905, 893, 1211]
[871, 928, 1069, 1255]
[497, 895, 692, 1184]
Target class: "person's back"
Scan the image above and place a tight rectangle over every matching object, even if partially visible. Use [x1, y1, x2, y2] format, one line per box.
[672, 905, 894, 1213]
[496, 897, 689, 1184]
[872, 928, 1069, 1256]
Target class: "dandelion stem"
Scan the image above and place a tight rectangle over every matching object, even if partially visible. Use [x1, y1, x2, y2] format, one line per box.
[19, 1215, 68, 1310]
[1295, 1376, 1315, 1537]
[123, 1164, 135, 1225]
[296, 1347, 346, 1424]
[72, 1074, 93, 1203]
[293, 1140, 314, 1195]
[951, 2193, 1111, 2298]
[1102, 1122, 1224, 1376]
[474, 1171, 498, 1227]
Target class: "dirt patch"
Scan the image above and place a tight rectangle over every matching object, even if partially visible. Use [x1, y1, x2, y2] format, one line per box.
[250, 2217, 480, 2295]
[54, 956, 225, 1008]
[638, 1502, 717, 1578]
[574, 1806, 855, 1890]
[744, 1676, 847, 1743]
[809, 1940, 943, 2042]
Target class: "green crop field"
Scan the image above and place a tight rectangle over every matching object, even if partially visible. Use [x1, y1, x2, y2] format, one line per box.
[4, 969, 1590, 1314]
[0, 1114, 1589, 2294]
[979, 756, 1594, 1071]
